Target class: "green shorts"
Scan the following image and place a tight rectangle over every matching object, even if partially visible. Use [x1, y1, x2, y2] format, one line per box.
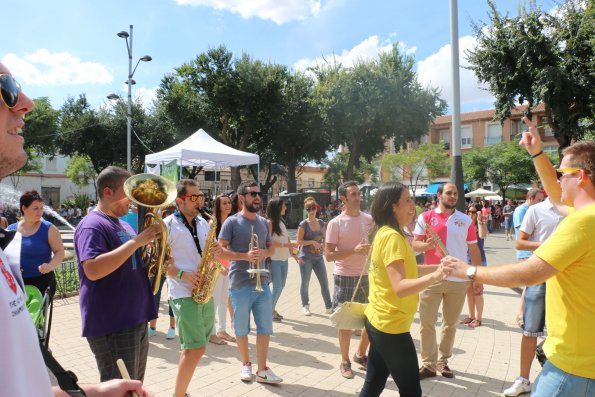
[169, 297, 214, 350]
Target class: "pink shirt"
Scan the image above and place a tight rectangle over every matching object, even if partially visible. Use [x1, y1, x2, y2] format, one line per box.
[326, 212, 374, 276]
[414, 208, 477, 282]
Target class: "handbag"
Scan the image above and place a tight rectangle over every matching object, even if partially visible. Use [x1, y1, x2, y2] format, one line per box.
[329, 248, 371, 330]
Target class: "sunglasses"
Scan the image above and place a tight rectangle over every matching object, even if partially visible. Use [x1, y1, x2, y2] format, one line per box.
[0, 74, 21, 109]
[180, 194, 205, 202]
[243, 191, 262, 198]
[305, 206, 316, 211]
[555, 167, 591, 180]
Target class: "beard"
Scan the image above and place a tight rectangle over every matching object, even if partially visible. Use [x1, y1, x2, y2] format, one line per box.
[441, 201, 457, 210]
[245, 201, 260, 213]
[0, 153, 27, 179]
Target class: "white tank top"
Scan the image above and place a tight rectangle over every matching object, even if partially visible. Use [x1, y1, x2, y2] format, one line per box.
[270, 221, 291, 261]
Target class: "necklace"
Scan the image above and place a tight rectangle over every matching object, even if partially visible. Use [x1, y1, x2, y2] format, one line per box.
[94, 208, 128, 234]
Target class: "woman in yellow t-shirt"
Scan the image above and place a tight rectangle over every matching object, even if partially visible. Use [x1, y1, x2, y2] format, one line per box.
[360, 183, 449, 397]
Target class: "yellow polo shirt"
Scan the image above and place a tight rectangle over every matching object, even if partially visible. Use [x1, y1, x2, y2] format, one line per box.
[365, 226, 418, 334]
[534, 203, 595, 379]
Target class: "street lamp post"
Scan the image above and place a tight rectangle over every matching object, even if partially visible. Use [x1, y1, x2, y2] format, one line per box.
[109, 25, 152, 172]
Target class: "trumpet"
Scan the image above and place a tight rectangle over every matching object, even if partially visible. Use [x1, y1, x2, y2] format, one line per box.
[246, 225, 268, 292]
[124, 173, 177, 295]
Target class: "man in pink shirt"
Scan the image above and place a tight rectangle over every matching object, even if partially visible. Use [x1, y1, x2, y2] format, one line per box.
[325, 181, 374, 379]
[413, 183, 482, 379]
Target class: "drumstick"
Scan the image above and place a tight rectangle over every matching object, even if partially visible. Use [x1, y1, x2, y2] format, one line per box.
[116, 358, 139, 397]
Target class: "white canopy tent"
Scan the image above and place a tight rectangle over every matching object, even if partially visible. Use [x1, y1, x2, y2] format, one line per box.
[145, 128, 260, 196]
[465, 188, 497, 198]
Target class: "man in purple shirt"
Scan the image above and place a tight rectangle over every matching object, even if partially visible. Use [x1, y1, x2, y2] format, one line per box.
[74, 166, 161, 382]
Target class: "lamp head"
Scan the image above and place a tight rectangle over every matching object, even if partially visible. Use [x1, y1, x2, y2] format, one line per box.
[140, 55, 152, 62]
[117, 31, 129, 38]
[107, 93, 120, 100]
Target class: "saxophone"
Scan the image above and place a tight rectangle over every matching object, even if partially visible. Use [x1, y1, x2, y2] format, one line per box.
[191, 210, 226, 304]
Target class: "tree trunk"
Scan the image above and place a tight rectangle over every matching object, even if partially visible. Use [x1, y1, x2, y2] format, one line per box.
[230, 167, 241, 191]
[287, 160, 297, 193]
[345, 139, 360, 181]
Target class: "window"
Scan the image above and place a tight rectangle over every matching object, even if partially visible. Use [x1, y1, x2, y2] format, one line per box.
[45, 157, 57, 172]
[542, 117, 554, 137]
[461, 126, 472, 148]
[543, 146, 558, 154]
[439, 129, 451, 144]
[419, 135, 428, 144]
[511, 119, 523, 139]
[485, 122, 502, 145]
[308, 179, 315, 188]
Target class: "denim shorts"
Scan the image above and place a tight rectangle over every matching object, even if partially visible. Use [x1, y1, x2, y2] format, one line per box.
[533, 360, 595, 397]
[230, 283, 273, 337]
[523, 283, 546, 337]
[504, 217, 514, 230]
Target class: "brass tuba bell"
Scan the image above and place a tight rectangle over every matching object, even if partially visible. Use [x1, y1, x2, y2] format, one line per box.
[124, 173, 177, 295]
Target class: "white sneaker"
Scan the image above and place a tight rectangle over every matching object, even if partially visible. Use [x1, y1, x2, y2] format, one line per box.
[256, 367, 283, 384]
[502, 377, 531, 396]
[240, 362, 254, 382]
[303, 305, 311, 316]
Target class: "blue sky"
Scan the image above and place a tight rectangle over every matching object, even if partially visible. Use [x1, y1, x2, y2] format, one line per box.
[4, 0, 555, 114]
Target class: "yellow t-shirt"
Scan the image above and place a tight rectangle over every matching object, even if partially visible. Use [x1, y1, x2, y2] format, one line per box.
[364, 226, 419, 334]
[534, 203, 595, 379]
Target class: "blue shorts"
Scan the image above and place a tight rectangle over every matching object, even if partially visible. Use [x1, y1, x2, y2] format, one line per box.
[230, 283, 273, 337]
[523, 283, 546, 336]
[504, 217, 514, 230]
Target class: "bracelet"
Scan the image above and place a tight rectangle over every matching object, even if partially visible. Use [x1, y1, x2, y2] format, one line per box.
[531, 150, 544, 159]
[177, 270, 184, 279]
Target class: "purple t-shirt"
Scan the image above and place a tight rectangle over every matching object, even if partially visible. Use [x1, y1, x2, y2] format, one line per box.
[74, 211, 157, 337]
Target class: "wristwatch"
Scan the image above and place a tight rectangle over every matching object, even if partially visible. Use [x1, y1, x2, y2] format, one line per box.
[466, 266, 477, 280]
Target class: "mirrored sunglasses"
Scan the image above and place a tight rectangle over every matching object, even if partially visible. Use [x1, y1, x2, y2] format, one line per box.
[180, 194, 205, 202]
[0, 74, 21, 109]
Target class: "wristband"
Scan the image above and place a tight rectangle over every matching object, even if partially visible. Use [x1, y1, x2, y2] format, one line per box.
[177, 270, 184, 279]
[531, 150, 544, 159]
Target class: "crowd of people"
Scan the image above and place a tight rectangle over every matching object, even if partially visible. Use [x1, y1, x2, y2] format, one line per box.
[2, 60, 594, 397]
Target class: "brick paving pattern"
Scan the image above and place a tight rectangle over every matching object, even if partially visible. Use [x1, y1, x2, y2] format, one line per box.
[49, 230, 541, 396]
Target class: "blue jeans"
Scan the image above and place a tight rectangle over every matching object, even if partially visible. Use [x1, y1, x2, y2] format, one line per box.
[533, 361, 595, 397]
[270, 259, 288, 310]
[523, 283, 546, 336]
[299, 256, 332, 309]
[230, 284, 273, 337]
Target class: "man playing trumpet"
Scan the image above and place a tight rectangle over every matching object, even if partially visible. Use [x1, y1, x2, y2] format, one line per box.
[218, 181, 282, 384]
[163, 179, 221, 397]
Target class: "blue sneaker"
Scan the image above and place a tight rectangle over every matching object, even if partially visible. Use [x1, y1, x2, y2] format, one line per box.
[166, 327, 176, 340]
[148, 327, 157, 337]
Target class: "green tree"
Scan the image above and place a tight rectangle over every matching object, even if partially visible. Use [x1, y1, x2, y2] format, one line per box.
[463, 142, 537, 199]
[313, 44, 446, 180]
[467, 0, 595, 152]
[21, 97, 60, 156]
[381, 143, 451, 198]
[65, 155, 97, 199]
[323, 152, 376, 187]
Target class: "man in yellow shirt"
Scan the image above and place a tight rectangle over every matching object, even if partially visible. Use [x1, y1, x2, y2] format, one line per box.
[442, 117, 595, 397]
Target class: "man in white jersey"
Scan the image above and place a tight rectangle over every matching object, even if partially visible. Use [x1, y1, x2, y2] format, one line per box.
[0, 61, 152, 396]
[413, 182, 482, 379]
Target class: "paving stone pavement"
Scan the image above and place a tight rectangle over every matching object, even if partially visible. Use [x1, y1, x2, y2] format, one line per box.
[49, 229, 541, 396]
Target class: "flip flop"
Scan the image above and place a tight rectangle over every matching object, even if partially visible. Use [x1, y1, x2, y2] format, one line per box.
[459, 317, 474, 325]
[209, 336, 228, 345]
[468, 319, 482, 328]
[217, 332, 236, 343]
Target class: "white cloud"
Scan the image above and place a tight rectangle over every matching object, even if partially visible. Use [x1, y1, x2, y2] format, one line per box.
[417, 35, 493, 105]
[293, 35, 416, 72]
[2, 49, 112, 86]
[175, 0, 320, 24]
[135, 86, 158, 110]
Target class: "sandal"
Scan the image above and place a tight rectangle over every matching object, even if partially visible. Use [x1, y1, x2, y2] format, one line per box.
[217, 332, 236, 343]
[459, 317, 474, 325]
[468, 319, 482, 328]
[209, 335, 228, 345]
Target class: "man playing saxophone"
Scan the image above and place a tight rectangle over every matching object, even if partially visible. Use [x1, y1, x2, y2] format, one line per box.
[218, 181, 282, 384]
[163, 179, 221, 397]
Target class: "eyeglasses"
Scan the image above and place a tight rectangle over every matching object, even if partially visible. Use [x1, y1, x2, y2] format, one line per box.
[0, 74, 21, 109]
[556, 167, 591, 180]
[305, 206, 316, 211]
[243, 191, 262, 198]
[180, 194, 205, 202]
